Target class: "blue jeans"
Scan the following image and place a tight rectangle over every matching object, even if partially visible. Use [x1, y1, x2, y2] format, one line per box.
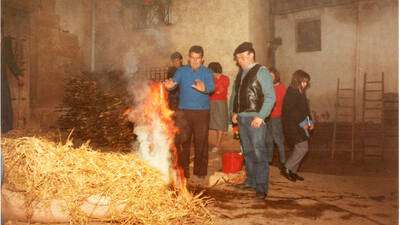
[266, 118, 286, 164]
[238, 116, 269, 194]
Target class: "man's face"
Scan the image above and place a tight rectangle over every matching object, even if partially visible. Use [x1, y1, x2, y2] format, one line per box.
[188, 52, 203, 70]
[270, 72, 276, 82]
[171, 58, 182, 68]
[235, 51, 254, 69]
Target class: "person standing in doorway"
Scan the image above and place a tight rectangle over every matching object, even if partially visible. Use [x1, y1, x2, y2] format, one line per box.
[166, 51, 183, 111]
[164, 45, 214, 179]
[1, 36, 24, 133]
[281, 69, 313, 182]
[208, 62, 230, 153]
[231, 42, 275, 200]
[265, 67, 286, 169]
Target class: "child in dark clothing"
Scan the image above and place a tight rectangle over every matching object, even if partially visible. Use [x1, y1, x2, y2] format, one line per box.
[281, 70, 313, 182]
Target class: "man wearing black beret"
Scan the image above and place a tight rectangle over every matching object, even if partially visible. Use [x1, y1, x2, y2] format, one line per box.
[231, 42, 275, 200]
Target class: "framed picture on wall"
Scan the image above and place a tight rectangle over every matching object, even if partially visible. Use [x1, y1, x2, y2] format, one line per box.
[295, 18, 321, 52]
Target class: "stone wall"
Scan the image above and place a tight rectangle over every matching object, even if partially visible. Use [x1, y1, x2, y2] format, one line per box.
[3, 0, 90, 129]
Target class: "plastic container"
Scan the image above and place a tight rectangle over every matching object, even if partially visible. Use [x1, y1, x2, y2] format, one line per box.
[222, 152, 244, 173]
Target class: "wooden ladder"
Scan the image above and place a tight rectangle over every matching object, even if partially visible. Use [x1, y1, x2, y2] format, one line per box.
[331, 77, 356, 160]
[361, 72, 385, 160]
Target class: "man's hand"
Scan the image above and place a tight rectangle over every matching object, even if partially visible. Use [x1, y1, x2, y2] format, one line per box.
[232, 113, 238, 124]
[303, 124, 314, 130]
[164, 79, 177, 90]
[251, 116, 264, 128]
[191, 79, 206, 92]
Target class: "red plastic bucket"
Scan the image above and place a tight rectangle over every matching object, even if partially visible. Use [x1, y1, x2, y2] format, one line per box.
[222, 152, 244, 173]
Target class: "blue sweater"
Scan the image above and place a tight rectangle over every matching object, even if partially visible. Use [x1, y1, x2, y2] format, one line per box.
[172, 65, 214, 110]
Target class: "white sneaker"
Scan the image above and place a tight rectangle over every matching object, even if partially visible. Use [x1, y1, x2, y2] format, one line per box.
[211, 147, 219, 152]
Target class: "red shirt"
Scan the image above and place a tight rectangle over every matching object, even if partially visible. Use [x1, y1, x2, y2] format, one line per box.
[271, 82, 286, 118]
[210, 74, 230, 101]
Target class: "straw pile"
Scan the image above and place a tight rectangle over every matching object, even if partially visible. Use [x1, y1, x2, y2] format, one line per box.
[2, 137, 213, 225]
[57, 70, 134, 148]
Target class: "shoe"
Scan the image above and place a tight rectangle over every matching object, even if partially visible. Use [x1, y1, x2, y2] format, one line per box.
[291, 173, 304, 181]
[194, 175, 206, 179]
[256, 192, 267, 200]
[211, 147, 219, 153]
[234, 183, 255, 190]
[279, 162, 286, 171]
[280, 168, 296, 182]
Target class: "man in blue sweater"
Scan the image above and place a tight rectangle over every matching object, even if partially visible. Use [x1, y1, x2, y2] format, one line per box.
[231, 42, 275, 200]
[164, 45, 214, 179]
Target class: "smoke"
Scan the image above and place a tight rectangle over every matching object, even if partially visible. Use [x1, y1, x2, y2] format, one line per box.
[134, 116, 172, 183]
[123, 51, 173, 183]
[128, 83, 174, 184]
[123, 49, 139, 77]
[144, 28, 168, 49]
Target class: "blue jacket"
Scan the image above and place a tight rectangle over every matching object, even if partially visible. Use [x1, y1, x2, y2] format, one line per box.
[172, 65, 214, 110]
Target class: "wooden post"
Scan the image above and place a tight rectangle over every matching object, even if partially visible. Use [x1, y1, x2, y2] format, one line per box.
[331, 78, 340, 159]
[351, 76, 356, 161]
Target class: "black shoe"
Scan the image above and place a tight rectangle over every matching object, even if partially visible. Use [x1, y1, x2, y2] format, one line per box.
[291, 172, 304, 181]
[280, 168, 296, 182]
[279, 162, 286, 171]
[256, 192, 267, 200]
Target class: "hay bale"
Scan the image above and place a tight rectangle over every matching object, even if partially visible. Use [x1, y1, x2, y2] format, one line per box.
[2, 137, 212, 225]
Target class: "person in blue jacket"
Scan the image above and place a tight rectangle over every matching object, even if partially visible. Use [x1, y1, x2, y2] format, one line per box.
[164, 45, 214, 179]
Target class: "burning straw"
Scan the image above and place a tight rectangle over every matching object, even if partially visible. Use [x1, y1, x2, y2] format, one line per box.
[2, 137, 213, 224]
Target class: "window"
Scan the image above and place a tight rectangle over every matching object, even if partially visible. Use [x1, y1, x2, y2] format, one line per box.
[121, 0, 172, 30]
[295, 18, 321, 52]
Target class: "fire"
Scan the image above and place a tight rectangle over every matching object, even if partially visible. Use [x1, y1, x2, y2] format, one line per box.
[125, 81, 186, 190]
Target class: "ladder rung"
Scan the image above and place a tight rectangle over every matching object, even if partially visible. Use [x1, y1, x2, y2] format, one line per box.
[337, 114, 353, 117]
[363, 154, 384, 158]
[334, 141, 353, 144]
[365, 81, 383, 84]
[334, 126, 354, 129]
[361, 121, 383, 124]
[364, 107, 382, 110]
[334, 135, 354, 139]
[362, 132, 384, 136]
[384, 100, 398, 103]
[339, 88, 353, 91]
[338, 96, 354, 99]
[337, 105, 354, 108]
[361, 125, 381, 129]
[364, 146, 384, 149]
[365, 90, 382, 92]
[335, 132, 354, 136]
[364, 117, 382, 120]
[364, 99, 382, 102]
[384, 109, 398, 112]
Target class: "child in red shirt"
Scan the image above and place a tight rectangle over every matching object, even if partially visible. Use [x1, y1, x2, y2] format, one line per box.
[208, 62, 230, 152]
[265, 67, 286, 168]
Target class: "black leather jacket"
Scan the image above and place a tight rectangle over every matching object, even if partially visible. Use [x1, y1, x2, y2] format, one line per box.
[233, 64, 264, 113]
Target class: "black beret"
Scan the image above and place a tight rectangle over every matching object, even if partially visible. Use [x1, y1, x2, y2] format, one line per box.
[233, 42, 254, 56]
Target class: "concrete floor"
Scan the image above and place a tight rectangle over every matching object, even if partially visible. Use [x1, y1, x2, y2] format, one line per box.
[186, 132, 399, 225]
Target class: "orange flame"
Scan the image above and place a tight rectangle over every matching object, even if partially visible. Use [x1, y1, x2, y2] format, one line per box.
[141, 81, 186, 190]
